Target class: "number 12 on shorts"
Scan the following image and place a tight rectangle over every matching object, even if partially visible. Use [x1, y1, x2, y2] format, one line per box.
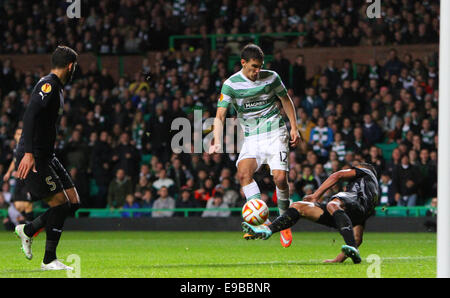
[279, 151, 287, 164]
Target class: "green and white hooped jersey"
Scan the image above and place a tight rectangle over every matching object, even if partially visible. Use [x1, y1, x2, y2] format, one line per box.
[218, 70, 288, 137]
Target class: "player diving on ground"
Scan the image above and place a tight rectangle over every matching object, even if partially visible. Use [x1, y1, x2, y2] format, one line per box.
[242, 163, 380, 264]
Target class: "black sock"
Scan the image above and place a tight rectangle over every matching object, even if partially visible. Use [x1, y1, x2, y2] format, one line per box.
[43, 203, 70, 264]
[333, 209, 356, 247]
[24, 208, 52, 237]
[268, 208, 300, 234]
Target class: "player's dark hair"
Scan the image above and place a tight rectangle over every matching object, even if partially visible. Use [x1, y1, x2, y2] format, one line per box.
[51, 46, 78, 69]
[241, 44, 264, 62]
[359, 162, 377, 177]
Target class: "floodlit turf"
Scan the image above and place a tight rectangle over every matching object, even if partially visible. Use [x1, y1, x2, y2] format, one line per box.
[0, 231, 436, 278]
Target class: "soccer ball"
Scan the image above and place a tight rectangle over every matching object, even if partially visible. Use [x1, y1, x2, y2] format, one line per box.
[242, 199, 269, 226]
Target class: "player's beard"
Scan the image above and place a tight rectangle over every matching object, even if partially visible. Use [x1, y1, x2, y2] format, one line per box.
[66, 63, 77, 84]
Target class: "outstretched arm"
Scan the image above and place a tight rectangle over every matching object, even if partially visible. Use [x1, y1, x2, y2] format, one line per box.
[323, 225, 364, 263]
[304, 169, 357, 203]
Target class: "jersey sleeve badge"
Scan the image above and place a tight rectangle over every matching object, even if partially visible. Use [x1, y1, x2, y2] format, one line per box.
[41, 83, 52, 94]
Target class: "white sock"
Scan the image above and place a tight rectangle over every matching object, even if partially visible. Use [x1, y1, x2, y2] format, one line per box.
[242, 180, 261, 201]
[276, 186, 290, 215]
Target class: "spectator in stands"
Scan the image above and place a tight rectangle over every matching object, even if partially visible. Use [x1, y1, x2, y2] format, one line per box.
[367, 146, 384, 177]
[302, 87, 325, 117]
[121, 194, 141, 218]
[384, 48, 405, 77]
[201, 193, 230, 218]
[271, 49, 291, 87]
[379, 172, 395, 206]
[112, 132, 140, 179]
[152, 169, 175, 194]
[362, 114, 383, 146]
[424, 197, 437, 232]
[348, 126, 370, 156]
[313, 163, 327, 186]
[417, 148, 437, 203]
[176, 189, 199, 216]
[420, 118, 436, 149]
[331, 132, 347, 162]
[392, 155, 420, 207]
[134, 175, 152, 201]
[107, 168, 133, 210]
[139, 189, 154, 216]
[64, 129, 90, 171]
[295, 165, 318, 197]
[194, 177, 216, 208]
[90, 130, 113, 207]
[168, 158, 188, 193]
[152, 186, 176, 218]
[297, 108, 316, 144]
[292, 55, 306, 96]
[309, 117, 333, 161]
[216, 177, 240, 207]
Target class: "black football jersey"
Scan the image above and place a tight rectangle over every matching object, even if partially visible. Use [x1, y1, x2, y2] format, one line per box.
[345, 167, 380, 209]
[17, 73, 64, 158]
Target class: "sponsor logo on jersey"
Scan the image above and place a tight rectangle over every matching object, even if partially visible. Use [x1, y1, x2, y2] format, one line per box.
[244, 100, 268, 109]
[219, 93, 224, 102]
[41, 83, 52, 93]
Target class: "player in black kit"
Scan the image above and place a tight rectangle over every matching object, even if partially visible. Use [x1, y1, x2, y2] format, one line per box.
[242, 162, 379, 264]
[3, 128, 34, 224]
[14, 46, 81, 271]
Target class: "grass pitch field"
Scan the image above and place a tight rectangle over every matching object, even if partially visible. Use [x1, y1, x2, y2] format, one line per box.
[0, 231, 436, 278]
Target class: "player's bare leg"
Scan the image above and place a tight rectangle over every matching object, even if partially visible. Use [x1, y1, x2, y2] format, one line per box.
[237, 158, 258, 193]
[238, 159, 268, 239]
[272, 169, 293, 247]
[14, 201, 34, 227]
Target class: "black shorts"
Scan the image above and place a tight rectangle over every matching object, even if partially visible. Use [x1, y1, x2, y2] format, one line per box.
[316, 192, 373, 228]
[16, 154, 75, 201]
[11, 179, 32, 202]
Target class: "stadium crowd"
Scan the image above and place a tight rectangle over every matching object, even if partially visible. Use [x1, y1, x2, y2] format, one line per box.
[0, 0, 439, 221]
[0, 0, 440, 54]
[0, 44, 438, 218]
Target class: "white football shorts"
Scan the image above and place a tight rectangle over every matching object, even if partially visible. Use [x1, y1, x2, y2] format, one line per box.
[236, 127, 289, 175]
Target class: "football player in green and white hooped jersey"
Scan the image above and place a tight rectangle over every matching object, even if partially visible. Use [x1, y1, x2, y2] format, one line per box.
[209, 44, 301, 247]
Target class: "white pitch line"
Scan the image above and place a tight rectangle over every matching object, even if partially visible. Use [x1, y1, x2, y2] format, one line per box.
[147, 256, 436, 268]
